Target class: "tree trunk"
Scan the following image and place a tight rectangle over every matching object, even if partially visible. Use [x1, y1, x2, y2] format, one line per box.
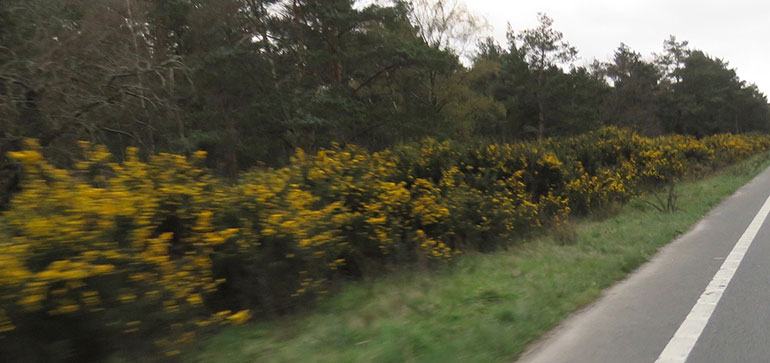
[537, 69, 545, 139]
[537, 97, 545, 139]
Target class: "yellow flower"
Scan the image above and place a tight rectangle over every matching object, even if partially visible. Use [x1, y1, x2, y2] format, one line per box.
[227, 310, 251, 325]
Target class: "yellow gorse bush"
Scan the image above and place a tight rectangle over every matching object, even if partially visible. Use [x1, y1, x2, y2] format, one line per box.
[0, 128, 768, 359]
[1, 140, 245, 356]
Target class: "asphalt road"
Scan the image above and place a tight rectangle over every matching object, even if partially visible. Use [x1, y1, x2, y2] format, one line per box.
[518, 166, 770, 363]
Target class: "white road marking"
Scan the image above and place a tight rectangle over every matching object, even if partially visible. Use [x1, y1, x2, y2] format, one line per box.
[656, 193, 770, 363]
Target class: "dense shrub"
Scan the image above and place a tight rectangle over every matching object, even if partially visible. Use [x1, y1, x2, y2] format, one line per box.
[0, 141, 248, 360]
[1, 128, 768, 361]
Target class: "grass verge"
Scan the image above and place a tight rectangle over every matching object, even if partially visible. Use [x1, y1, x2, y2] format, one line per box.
[192, 153, 770, 363]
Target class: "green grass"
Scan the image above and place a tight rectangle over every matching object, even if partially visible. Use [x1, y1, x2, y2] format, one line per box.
[192, 153, 770, 363]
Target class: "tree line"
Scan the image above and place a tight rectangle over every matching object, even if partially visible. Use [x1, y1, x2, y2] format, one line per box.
[1, 0, 768, 187]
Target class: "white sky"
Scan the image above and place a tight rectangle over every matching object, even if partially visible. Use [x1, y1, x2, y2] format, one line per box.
[464, 0, 770, 94]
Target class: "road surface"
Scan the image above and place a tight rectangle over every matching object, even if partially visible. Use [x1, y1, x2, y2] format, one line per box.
[518, 166, 770, 363]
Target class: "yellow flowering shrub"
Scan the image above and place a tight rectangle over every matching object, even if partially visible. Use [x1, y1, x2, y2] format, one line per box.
[0, 141, 245, 359]
[703, 133, 770, 165]
[204, 145, 455, 315]
[1, 128, 769, 360]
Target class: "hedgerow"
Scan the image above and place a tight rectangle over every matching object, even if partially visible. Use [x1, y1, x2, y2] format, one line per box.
[1, 128, 768, 361]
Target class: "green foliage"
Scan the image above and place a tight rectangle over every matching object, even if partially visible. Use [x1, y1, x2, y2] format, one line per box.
[3, 1, 768, 183]
[666, 51, 770, 135]
[1, 129, 768, 361]
[2, 1, 770, 360]
[603, 44, 664, 134]
[193, 152, 770, 363]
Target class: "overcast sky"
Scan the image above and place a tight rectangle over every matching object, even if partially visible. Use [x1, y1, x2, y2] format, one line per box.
[464, 0, 770, 94]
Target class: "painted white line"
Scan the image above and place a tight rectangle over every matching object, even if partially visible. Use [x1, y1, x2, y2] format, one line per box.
[656, 193, 770, 363]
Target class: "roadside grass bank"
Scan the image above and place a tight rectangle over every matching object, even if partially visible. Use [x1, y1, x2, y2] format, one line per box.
[193, 152, 770, 363]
